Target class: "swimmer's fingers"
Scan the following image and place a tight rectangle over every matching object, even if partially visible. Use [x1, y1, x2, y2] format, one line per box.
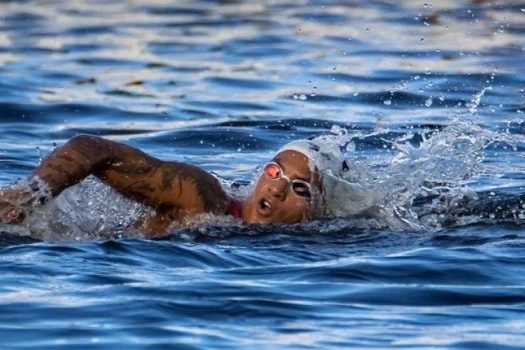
[0, 204, 25, 224]
[0, 187, 36, 224]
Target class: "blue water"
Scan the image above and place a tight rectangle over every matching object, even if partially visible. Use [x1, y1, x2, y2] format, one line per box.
[1, 0, 525, 348]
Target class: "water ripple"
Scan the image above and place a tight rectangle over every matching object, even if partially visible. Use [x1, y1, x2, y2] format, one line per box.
[1, 0, 525, 349]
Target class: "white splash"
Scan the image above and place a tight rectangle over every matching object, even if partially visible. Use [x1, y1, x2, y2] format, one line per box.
[466, 86, 492, 115]
[24, 176, 147, 241]
[305, 109, 524, 231]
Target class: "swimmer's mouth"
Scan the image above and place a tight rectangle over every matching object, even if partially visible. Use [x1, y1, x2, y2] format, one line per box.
[257, 198, 273, 216]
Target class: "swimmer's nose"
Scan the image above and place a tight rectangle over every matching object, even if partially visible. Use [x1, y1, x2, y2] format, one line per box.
[267, 179, 288, 200]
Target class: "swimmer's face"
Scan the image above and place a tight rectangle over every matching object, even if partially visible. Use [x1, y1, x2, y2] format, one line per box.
[243, 150, 318, 224]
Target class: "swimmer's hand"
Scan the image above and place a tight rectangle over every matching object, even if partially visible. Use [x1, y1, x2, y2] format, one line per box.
[0, 187, 38, 224]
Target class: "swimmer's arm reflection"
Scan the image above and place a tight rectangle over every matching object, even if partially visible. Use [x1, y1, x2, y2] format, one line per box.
[3, 135, 230, 235]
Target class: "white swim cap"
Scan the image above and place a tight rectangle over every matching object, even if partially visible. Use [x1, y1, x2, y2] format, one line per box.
[277, 136, 374, 218]
[276, 137, 348, 176]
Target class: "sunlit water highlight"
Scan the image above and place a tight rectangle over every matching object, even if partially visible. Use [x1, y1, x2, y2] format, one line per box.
[1, 0, 525, 349]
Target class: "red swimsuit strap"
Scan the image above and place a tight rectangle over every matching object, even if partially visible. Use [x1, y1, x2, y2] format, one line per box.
[226, 199, 243, 219]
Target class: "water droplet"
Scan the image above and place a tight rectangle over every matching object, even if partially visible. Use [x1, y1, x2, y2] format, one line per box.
[466, 87, 492, 115]
[413, 75, 421, 80]
[424, 98, 433, 107]
[384, 99, 392, 105]
[438, 95, 445, 102]
[299, 94, 307, 100]
[345, 141, 355, 153]
[330, 125, 346, 136]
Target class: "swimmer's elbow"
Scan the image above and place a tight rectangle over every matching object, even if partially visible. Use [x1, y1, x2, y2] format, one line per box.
[67, 134, 106, 148]
[63, 135, 112, 162]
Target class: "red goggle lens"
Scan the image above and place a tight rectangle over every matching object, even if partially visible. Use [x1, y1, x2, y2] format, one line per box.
[263, 163, 281, 180]
[262, 162, 312, 199]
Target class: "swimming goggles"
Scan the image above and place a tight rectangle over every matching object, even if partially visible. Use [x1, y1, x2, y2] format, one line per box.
[263, 162, 312, 199]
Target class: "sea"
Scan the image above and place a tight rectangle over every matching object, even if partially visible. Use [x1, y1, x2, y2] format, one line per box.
[1, 0, 525, 349]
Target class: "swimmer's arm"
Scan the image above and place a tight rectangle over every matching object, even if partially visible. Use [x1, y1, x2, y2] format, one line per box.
[34, 135, 230, 214]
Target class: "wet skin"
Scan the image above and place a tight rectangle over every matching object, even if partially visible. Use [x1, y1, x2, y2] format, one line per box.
[1, 135, 230, 236]
[242, 150, 316, 224]
[0, 136, 316, 236]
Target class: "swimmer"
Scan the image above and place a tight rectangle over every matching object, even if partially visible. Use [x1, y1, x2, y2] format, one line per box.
[0, 135, 351, 236]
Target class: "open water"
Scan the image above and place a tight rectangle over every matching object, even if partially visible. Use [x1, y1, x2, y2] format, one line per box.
[1, 0, 525, 349]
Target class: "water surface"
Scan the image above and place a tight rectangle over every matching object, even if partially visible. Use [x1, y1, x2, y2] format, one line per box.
[1, 0, 525, 349]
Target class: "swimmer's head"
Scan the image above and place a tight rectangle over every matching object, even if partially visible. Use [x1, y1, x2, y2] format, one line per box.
[242, 137, 349, 224]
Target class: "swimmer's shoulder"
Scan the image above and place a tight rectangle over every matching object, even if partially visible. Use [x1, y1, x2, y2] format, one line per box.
[147, 161, 230, 215]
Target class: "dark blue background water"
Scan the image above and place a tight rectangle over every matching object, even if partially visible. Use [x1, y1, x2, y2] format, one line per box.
[1, 0, 525, 348]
